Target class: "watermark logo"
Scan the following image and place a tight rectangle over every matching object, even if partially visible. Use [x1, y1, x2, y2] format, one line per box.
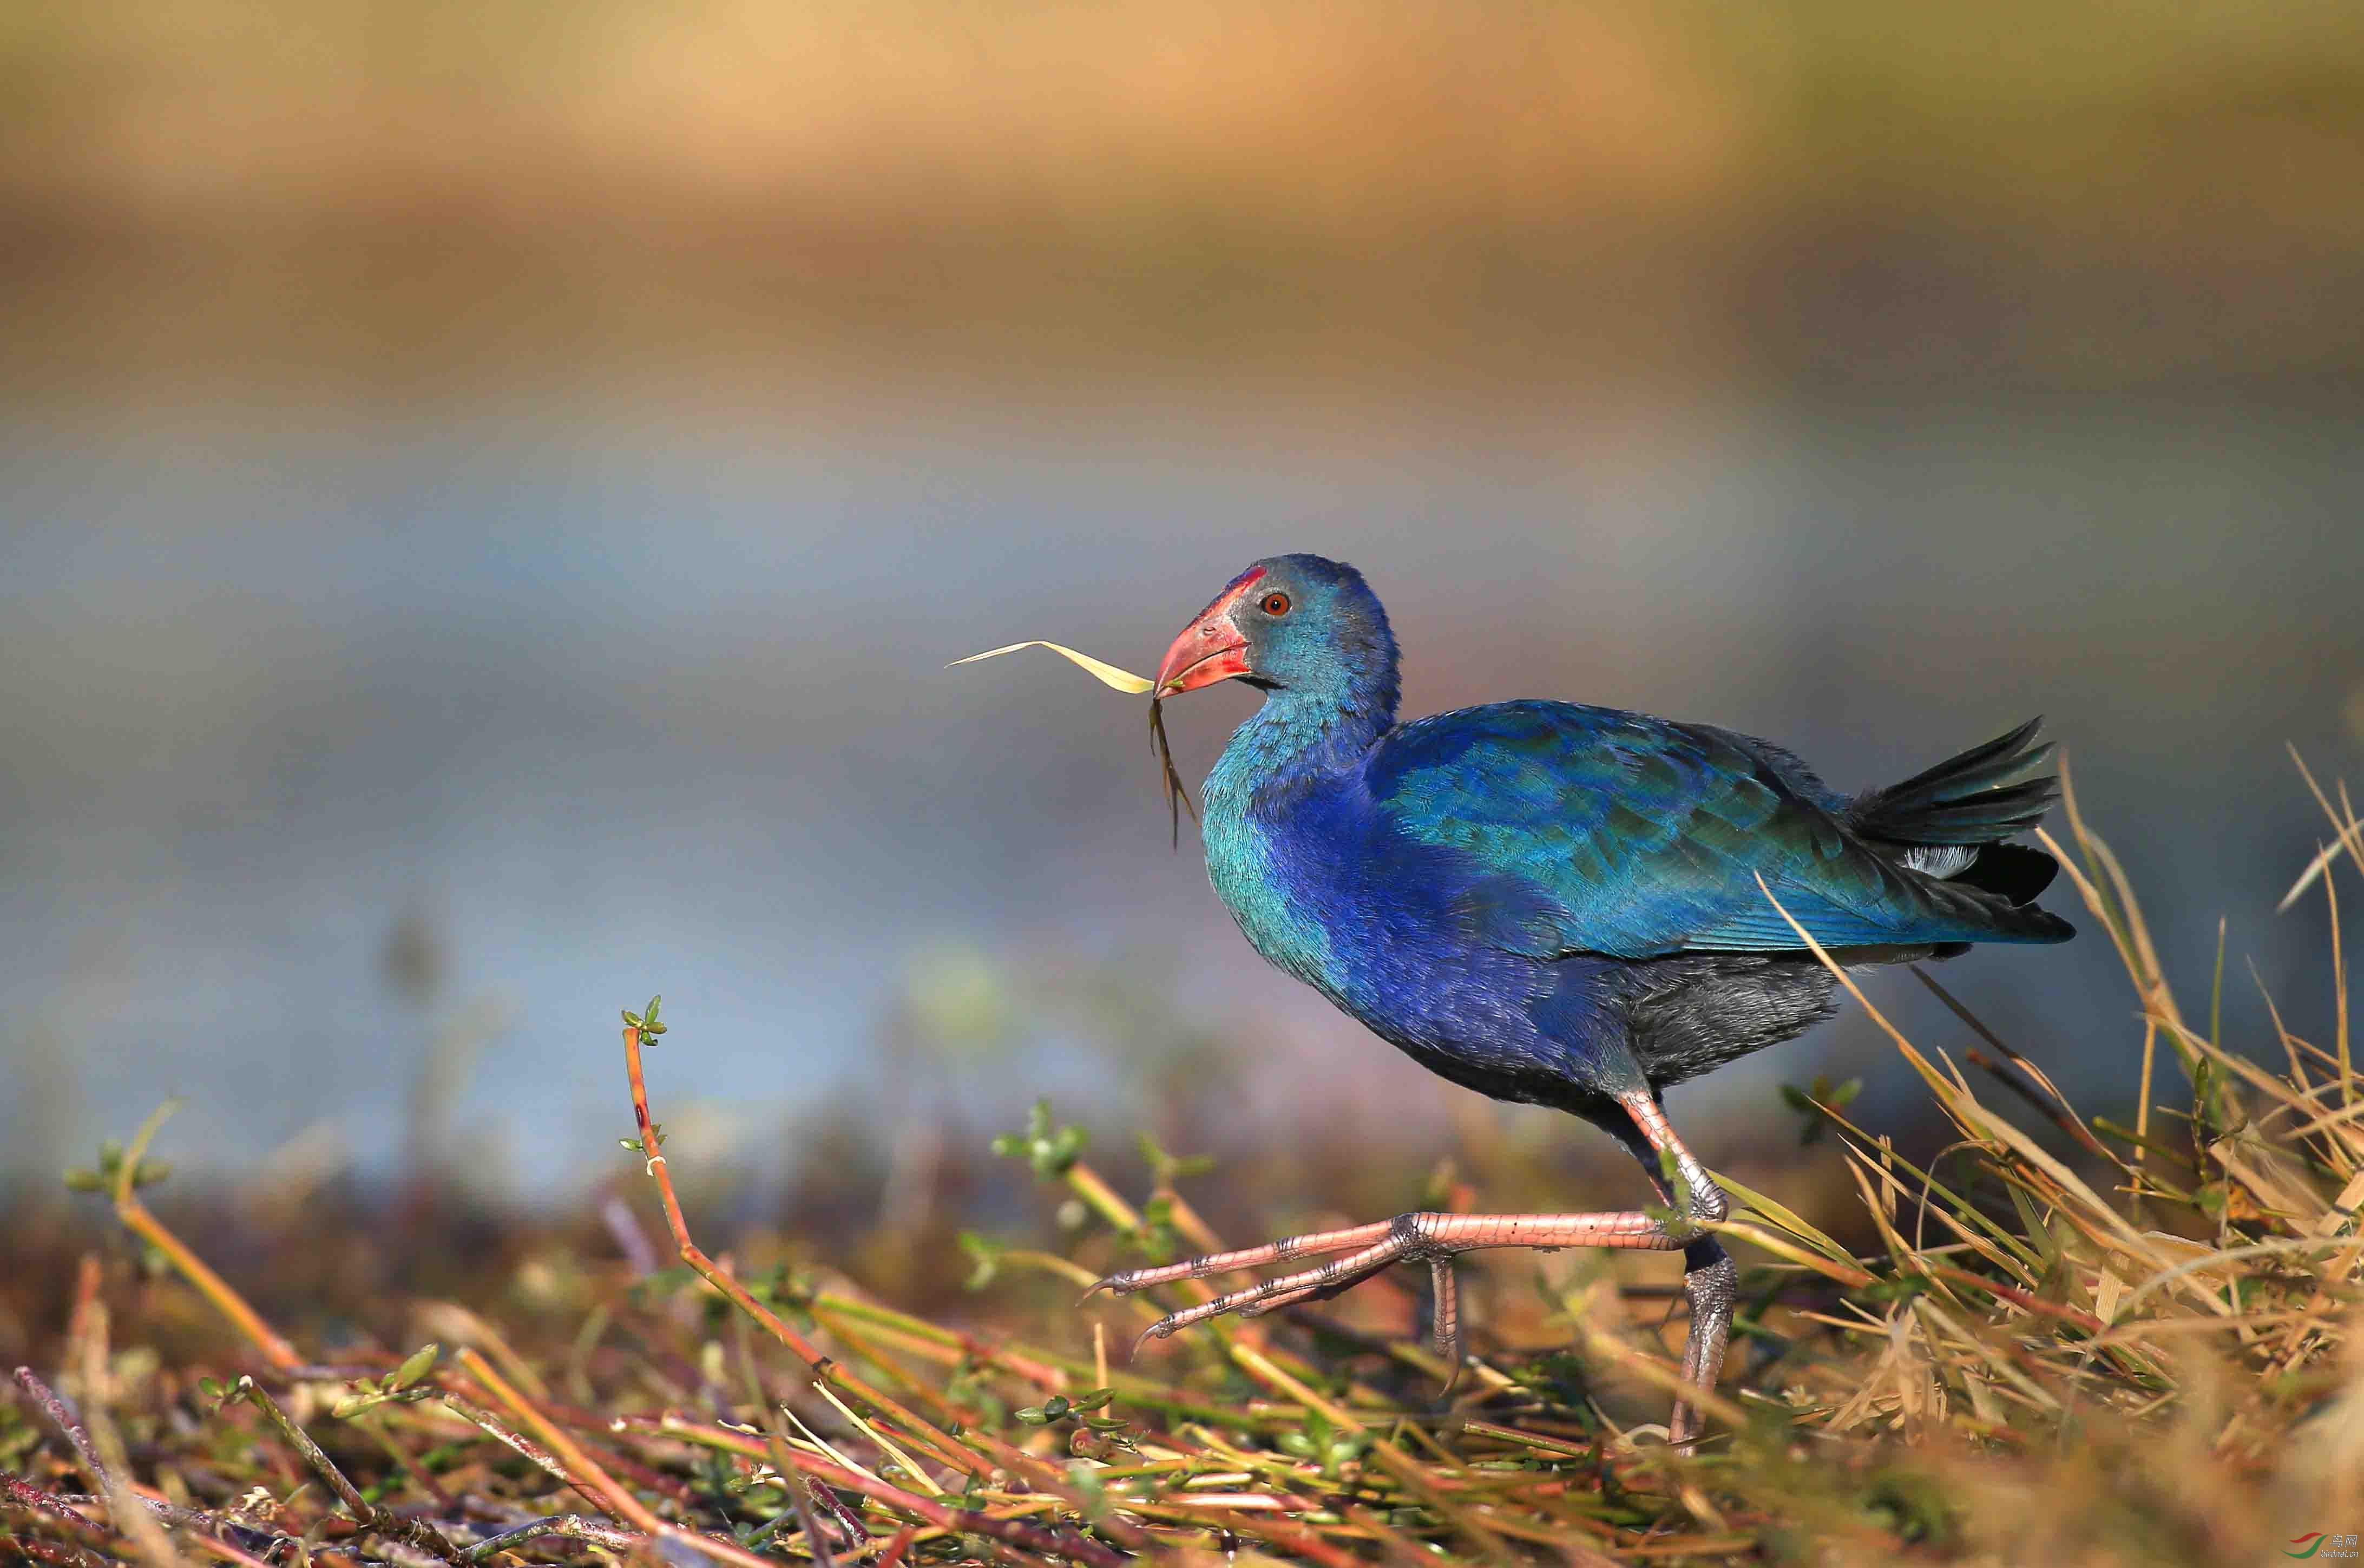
[2287, 1534, 2360, 1560]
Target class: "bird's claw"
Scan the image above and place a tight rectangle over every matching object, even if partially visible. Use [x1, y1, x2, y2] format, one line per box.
[1083, 1266, 1153, 1302]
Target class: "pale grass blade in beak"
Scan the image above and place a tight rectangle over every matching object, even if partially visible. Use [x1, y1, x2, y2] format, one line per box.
[947, 638, 1194, 848]
[947, 641, 1155, 694]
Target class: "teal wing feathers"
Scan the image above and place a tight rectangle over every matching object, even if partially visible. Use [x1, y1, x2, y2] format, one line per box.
[1362, 702, 2070, 960]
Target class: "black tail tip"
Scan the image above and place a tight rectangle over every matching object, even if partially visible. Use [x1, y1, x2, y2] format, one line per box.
[1955, 843, 2061, 905]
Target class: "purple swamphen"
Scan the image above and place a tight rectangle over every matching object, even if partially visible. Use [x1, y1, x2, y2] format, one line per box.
[1091, 553, 2073, 1448]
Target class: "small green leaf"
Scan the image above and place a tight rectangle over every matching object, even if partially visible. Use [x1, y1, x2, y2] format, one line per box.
[390, 1343, 439, 1390]
[1855, 1273, 1933, 1305]
[1135, 1131, 1214, 1183]
[1780, 1082, 1827, 1147]
[990, 1099, 1089, 1179]
[957, 1232, 1005, 1291]
[1043, 1129, 1088, 1178]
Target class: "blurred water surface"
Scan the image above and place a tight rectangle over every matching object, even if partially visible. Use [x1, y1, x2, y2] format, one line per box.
[2, 389, 2357, 1197]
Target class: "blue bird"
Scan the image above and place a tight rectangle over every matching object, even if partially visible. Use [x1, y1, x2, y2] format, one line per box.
[1092, 553, 2072, 1448]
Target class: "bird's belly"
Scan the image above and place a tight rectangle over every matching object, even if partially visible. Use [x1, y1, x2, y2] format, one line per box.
[1336, 939, 1628, 1112]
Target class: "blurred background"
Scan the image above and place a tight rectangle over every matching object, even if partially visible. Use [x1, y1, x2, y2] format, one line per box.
[3, 0, 2362, 1282]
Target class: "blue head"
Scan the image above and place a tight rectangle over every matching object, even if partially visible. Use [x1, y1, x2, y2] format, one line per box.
[1153, 554, 1400, 723]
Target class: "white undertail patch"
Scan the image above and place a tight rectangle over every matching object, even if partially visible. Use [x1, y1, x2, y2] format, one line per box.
[1901, 844, 1978, 879]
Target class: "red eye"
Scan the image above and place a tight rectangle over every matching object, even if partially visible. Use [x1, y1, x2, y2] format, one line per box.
[1260, 592, 1292, 616]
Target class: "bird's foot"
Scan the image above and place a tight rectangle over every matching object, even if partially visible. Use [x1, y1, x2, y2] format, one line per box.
[1666, 1240, 1739, 1451]
[1088, 1209, 1685, 1362]
[1086, 1093, 1738, 1449]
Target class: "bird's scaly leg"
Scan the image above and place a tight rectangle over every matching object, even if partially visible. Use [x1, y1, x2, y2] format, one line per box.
[1086, 1092, 1734, 1452]
[1427, 1256, 1461, 1388]
[1618, 1093, 1735, 1452]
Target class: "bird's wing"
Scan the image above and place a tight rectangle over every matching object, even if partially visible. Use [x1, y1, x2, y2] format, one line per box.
[1364, 701, 2055, 959]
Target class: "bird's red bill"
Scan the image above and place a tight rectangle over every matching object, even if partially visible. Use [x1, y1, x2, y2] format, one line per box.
[1154, 566, 1263, 696]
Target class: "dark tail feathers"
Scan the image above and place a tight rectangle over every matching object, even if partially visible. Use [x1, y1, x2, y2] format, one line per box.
[1850, 718, 2062, 906]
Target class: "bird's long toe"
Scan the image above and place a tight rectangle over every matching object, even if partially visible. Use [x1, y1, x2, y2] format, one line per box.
[1086, 1218, 1402, 1299]
[1126, 1236, 1407, 1350]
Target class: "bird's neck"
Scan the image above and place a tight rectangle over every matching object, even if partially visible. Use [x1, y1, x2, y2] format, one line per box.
[1207, 672, 1396, 815]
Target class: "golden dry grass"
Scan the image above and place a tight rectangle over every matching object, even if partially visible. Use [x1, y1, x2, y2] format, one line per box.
[4, 758, 2363, 1566]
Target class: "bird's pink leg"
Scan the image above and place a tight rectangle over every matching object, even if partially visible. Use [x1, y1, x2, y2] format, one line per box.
[1087, 1092, 1736, 1452]
[1092, 1209, 1687, 1354]
[1618, 1092, 1736, 1452]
